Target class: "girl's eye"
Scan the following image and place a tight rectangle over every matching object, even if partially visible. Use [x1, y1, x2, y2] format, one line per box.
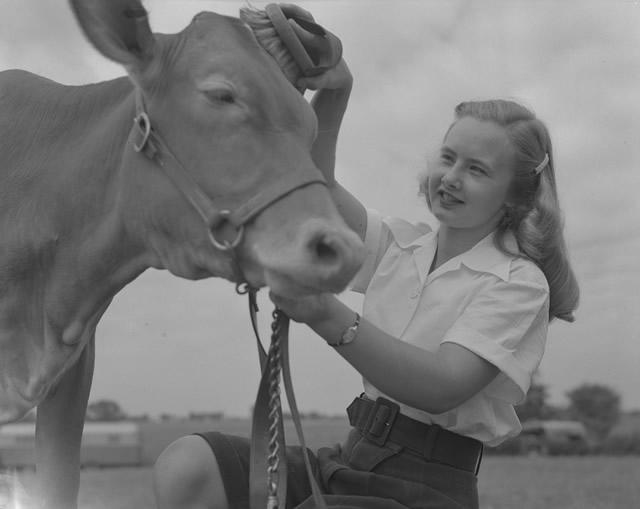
[440, 153, 454, 164]
[470, 165, 486, 175]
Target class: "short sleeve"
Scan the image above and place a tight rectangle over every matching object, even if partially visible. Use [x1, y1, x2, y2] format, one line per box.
[349, 209, 390, 293]
[350, 210, 432, 293]
[442, 263, 550, 404]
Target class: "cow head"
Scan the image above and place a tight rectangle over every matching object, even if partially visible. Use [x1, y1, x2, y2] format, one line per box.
[69, 0, 364, 296]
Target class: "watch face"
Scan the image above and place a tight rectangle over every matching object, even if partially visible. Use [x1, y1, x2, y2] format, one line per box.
[337, 313, 360, 346]
[343, 327, 357, 342]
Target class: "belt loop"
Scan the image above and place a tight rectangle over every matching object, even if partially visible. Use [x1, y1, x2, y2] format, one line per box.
[346, 397, 361, 426]
[421, 423, 440, 460]
[474, 444, 484, 475]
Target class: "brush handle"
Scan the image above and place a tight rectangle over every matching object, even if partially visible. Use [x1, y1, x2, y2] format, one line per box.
[265, 3, 342, 77]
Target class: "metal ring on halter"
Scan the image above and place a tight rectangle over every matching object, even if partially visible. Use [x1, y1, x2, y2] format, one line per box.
[207, 210, 245, 251]
[236, 282, 252, 295]
[132, 112, 152, 152]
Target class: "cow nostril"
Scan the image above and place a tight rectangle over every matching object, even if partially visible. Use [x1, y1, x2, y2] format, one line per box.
[313, 236, 339, 264]
[299, 224, 364, 289]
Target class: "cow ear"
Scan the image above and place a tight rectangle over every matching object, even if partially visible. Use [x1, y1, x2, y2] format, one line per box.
[69, 0, 155, 70]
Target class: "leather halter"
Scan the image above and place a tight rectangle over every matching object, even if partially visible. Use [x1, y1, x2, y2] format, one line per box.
[130, 90, 327, 253]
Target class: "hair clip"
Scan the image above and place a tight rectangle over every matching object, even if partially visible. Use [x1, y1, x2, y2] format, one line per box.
[533, 153, 549, 175]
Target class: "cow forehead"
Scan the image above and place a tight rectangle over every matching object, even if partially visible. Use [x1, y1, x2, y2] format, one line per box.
[179, 12, 278, 77]
[189, 11, 258, 52]
[159, 11, 314, 133]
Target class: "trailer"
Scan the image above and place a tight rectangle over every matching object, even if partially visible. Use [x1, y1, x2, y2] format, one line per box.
[519, 419, 589, 455]
[0, 421, 142, 468]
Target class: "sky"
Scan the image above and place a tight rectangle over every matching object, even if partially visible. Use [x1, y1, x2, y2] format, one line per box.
[1, 0, 639, 418]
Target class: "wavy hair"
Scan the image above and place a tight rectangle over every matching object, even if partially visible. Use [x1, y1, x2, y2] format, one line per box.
[450, 100, 579, 322]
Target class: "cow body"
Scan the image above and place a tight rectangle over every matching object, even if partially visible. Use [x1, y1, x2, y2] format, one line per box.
[0, 72, 139, 422]
[0, 1, 364, 507]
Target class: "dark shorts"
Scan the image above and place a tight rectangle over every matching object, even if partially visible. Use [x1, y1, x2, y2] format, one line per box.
[196, 428, 479, 509]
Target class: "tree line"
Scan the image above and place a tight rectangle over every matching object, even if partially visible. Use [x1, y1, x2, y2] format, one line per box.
[80, 382, 624, 446]
[515, 382, 621, 445]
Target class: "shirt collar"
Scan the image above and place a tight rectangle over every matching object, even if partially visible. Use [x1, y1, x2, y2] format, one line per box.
[457, 231, 517, 282]
[409, 229, 518, 284]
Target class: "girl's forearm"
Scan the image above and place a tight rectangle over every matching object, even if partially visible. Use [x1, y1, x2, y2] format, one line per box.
[307, 300, 459, 414]
[302, 62, 366, 237]
[309, 82, 352, 184]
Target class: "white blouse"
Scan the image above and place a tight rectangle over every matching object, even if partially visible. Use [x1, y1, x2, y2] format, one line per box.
[350, 210, 550, 446]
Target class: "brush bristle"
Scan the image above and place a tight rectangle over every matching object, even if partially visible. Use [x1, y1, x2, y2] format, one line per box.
[240, 6, 302, 86]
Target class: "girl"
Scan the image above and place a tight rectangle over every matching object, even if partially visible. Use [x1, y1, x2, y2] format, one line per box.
[153, 8, 579, 509]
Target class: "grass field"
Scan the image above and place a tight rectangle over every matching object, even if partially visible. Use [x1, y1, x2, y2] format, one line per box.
[9, 457, 637, 509]
[6, 418, 640, 508]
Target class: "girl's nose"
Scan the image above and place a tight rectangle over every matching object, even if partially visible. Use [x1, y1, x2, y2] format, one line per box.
[441, 167, 462, 189]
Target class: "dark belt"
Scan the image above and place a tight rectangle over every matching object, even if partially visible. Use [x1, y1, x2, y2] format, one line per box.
[347, 395, 483, 474]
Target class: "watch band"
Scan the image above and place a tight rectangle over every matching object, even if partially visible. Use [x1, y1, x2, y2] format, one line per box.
[330, 312, 360, 347]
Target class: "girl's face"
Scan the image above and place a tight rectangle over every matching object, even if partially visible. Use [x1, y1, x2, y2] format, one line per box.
[428, 117, 516, 236]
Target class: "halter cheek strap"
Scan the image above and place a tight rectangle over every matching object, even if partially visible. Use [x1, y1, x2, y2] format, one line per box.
[130, 90, 327, 251]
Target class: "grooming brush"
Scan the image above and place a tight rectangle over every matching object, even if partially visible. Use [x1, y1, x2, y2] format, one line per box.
[241, 3, 343, 88]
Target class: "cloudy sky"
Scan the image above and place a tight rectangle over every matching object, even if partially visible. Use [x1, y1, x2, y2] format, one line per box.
[2, 0, 639, 418]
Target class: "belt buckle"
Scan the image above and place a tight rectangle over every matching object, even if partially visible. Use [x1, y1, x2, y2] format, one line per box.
[364, 397, 400, 446]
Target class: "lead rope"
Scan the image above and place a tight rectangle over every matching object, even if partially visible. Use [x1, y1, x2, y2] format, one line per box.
[279, 314, 327, 509]
[243, 286, 286, 509]
[248, 292, 327, 509]
[266, 309, 284, 509]
[249, 299, 288, 509]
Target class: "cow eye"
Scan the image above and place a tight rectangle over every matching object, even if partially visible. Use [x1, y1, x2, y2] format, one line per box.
[204, 87, 236, 105]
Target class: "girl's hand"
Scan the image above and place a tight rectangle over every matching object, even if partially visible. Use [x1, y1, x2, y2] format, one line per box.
[282, 10, 350, 91]
[269, 291, 336, 326]
[296, 59, 352, 91]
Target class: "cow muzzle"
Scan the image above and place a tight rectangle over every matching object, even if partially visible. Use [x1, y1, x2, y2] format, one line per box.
[246, 216, 365, 297]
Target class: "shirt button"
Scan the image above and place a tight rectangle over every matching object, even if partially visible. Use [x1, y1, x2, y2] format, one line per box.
[410, 288, 421, 299]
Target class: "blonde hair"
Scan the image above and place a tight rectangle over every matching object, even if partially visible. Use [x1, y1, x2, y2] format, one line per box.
[453, 100, 579, 322]
[239, 6, 302, 86]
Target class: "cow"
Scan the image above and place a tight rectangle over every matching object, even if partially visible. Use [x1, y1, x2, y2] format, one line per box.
[0, 0, 364, 507]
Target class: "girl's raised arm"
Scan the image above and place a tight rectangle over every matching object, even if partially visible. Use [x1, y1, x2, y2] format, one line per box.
[303, 60, 367, 240]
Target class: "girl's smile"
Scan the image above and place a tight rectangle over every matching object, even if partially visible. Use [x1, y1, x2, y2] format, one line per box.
[437, 188, 465, 206]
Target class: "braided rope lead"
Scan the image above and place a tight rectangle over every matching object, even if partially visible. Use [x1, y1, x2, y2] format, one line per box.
[266, 309, 284, 509]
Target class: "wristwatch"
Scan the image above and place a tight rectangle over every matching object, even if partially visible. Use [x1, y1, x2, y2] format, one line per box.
[330, 312, 360, 347]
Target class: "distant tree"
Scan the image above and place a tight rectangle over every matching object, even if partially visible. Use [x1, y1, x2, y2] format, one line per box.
[188, 411, 224, 421]
[567, 384, 621, 443]
[128, 413, 150, 422]
[86, 399, 127, 421]
[516, 382, 552, 421]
